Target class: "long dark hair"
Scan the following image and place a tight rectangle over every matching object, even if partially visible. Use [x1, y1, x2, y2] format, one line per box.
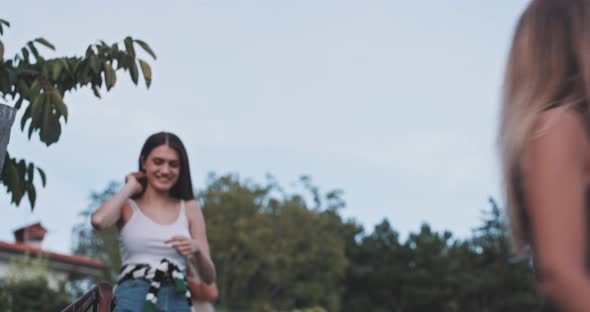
[134, 132, 195, 200]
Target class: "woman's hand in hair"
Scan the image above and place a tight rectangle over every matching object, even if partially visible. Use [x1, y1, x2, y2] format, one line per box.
[125, 171, 145, 196]
[165, 235, 201, 257]
[92, 172, 144, 231]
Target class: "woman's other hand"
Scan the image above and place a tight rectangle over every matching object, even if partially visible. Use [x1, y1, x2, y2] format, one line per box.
[165, 235, 201, 257]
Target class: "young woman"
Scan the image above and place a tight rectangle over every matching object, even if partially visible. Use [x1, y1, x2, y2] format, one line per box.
[91, 132, 216, 312]
[499, 1, 590, 311]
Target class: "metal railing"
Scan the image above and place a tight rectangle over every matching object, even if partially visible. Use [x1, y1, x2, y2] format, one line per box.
[61, 282, 117, 312]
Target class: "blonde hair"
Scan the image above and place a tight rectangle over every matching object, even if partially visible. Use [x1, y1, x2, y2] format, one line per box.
[499, 0, 590, 256]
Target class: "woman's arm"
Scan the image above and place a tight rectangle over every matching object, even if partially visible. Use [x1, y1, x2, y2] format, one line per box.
[91, 172, 143, 230]
[186, 262, 219, 301]
[185, 199, 217, 284]
[523, 110, 590, 312]
[166, 200, 217, 284]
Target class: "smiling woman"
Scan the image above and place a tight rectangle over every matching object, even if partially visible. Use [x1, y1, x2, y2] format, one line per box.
[90, 132, 217, 312]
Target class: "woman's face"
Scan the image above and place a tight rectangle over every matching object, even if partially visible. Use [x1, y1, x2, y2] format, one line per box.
[142, 144, 181, 193]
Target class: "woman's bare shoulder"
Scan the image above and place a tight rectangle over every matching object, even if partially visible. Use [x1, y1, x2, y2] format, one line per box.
[535, 107, 588, 141]
[524, 107, 590, 179]
[185, 199, 201, 210]
[184, 199, 204, 220]
[529, 107, 589, 154]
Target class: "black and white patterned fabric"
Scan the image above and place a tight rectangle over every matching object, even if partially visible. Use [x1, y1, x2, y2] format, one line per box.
[117, 258, 192, 312]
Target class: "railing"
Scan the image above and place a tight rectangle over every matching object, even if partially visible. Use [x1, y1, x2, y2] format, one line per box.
[61, 282, 117, 312]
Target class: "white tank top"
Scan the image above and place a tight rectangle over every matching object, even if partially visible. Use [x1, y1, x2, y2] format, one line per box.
[119, 199, 191, 271]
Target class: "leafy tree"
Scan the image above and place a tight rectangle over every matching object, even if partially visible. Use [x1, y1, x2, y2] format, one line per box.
[70, 181, 121, 297]
[0, 254, 70, 312]
[342, 198, 544, 312]
[456, 198, 542, 312]
[201, 174, 349, 312]
[0, 19, 155, 209]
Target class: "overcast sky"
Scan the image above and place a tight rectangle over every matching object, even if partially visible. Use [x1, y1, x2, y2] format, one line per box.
[1, 1, 530, 253]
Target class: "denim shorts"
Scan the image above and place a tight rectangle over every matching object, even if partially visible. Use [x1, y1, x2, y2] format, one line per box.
[113, 279, 191, 312]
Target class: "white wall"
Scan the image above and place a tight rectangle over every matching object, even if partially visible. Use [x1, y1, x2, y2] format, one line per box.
[0, 261, 10, 280]
[0, 257, 69, 291]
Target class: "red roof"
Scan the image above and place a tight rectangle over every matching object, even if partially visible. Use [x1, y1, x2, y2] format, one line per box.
[0, 241, 107, 269]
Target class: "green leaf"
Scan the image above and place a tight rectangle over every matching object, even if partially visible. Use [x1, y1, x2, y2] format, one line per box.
[111, 43, 120, 54]
[134, 40, 157, 60]
[14, 160, 27, 205]
[6, 65, 16, 85]
[20, 105, 31, 131]
[1, 154, 17, 191]
[50, 61, 63, 81]
[27, 42, 42, 62]
[30, 94, 43, 115]
[139, 59, 152, 88]
[21, 47, 30, 62]
[30, 79, 41, 95]
[104, 62, 116, 90]
[28, 94, 44, 138]
[27, 163, 34, 183]
[14, 96, 24, 110]
[0, 71, 8, 93]
[0, 20, 8, 36]
[17, 80, 31, 98]
[88, 53, 98, 74]
[51, 91, 68, 122]
[37, 167, 46, 187]
[124, 37, 135, 59]
[58, 58, 70, 73]
[34, 37, 55, 51]
[34, 93, 48, 138]
[39, 94, 61, 145]
[0, 40, 4, 60]
[3, 160, 22, 205]
[129, 60, 139, 85]
[1, 154, 46, 209]
[92, 85, 101, 98]
[27, 183, 36, 208]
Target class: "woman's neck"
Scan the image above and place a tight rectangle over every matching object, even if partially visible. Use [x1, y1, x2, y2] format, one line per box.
[140, 186, 173, 206]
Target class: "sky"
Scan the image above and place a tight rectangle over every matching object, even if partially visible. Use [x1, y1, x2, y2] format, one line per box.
[1, 1, 531, 254]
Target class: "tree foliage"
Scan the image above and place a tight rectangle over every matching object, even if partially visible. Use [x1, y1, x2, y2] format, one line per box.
[70, 181, 121, 297]
[341, 197, 542, 312]
[201, 174, 349, 312]
[0, 19, 155, 209]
